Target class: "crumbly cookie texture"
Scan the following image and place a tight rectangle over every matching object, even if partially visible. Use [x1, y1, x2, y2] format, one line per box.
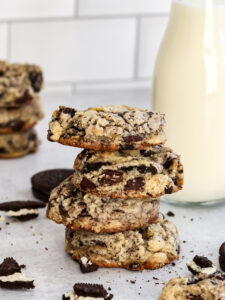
[65, 218, 180, 270]
[48, 105, 166, 151]
[47, 175, 160, 233]
[0, 60, 43, 108]
[0, 96, 44, 134]
[73, 145, 183, 199]
[0, 129, 39, 159]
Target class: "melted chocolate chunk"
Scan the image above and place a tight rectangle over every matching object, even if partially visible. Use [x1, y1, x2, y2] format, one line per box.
[83, 162, 111, 173]
[15, 91, 32, 105]
[124, 177, 145, 191]
[0, 120, 25, 131]
[123, 135, 144, 144]
[193, 255, 213, 268]
[74, 283, 107, 298]
[29, 70, 43, 92]
[98, 170, 123, 185]
[137, 164, 157, 174]
[80, 177, 96, 190]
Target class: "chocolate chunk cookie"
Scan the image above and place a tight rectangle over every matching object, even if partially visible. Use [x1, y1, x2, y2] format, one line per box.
[62, 283, 113, 299]
[0, 60, 43, 108]
[0, 257, 34, 289]
[73, 145, 183, 199]
[159, 257, 225, 300]
[0, 200, 45, 221]
[65, 218, 180, 270]
[48, 105, 166, 151]
[0, 128, 39, 159]
[47, 175, 160, 233]
[31, 168, 74, 202]
[0, 96, 44, 134]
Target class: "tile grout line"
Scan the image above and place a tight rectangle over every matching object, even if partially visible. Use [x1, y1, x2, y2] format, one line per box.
[0, 12, 169, 24]
[133, 16, 141, 80]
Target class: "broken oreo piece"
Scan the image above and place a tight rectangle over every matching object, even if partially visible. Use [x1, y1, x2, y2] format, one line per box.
[167, 211, 175, 217]
[0, 200, 45, 221]
[0, 257, 34, 290]
[187, 255, 216, 276]
[31, 169, 74, 202]
[79, 257, 99, 273]
[219, 242, 225, 271]
[62, 283, 113, 299]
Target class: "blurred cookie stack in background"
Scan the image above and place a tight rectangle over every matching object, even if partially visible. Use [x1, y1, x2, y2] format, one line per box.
[47, 105, 183, 271]
[0, 61, 44, 159]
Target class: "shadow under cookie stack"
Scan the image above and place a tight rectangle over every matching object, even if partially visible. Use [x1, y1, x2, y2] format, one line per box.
[0, 61, 44, 159]
[47, 105, 183, 271]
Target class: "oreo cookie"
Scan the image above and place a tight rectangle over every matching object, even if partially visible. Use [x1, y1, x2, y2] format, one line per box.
[0, 257, 34, 289]
[31, 169, 74, 202]
[62, 283, 113, 299]
[0, 200, 45, 221]
[219, 242, 225, 271]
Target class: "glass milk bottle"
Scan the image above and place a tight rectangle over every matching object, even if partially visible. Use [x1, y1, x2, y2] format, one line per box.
[153, 0, 225, 204]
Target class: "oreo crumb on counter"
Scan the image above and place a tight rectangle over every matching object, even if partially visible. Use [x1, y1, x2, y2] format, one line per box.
[62, 283, 113, 299]
[0, 200, 45, 221]
[79, 257, 99, 273]
[167, 211, 175, 217]
[219, 242, 225, 271]
[31, 169, 74, 202]
[0, 257, 34, 289]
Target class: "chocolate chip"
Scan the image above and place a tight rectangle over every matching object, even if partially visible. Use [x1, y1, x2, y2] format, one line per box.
[167, 211, 175, 217]
[163, 158, 174, 169]
[91, 240, 107, 247]
[59, 106, 76, 117]
[219, 242, 225, 257]
[121, 166, 135, 172]
[29, 70, 43, 92]
[74, 283, 107, 298]
[80, 177, 96, 190]
[188, 295, 203, 300]
[137, 164, 157, 175]
[123, 135, 144, 144]
[0, 147, 6, 154]
[164, 186, 173, 194]
[193, 255, 213, 268]
[124, 177, 145, 191]
[83, 162, 111, 173]
[98, 170, 123, 185]
[129, 263, 141, 271]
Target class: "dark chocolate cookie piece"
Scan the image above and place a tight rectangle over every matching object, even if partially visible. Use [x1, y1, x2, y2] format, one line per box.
[74, 283, 107, 298]
[32, 187, 49, 203]
[31, 169, 74, 200]
[79, 257, 99, 273]
[0, 200, 45, 212]
[0, 280, 34, 289]
[0, 258, 23, 276]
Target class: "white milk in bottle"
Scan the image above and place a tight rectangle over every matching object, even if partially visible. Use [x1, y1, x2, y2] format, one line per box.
[153, 0, 225, 203]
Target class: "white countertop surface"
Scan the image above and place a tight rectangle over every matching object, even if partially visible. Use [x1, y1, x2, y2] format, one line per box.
[1, 89, 225, 300]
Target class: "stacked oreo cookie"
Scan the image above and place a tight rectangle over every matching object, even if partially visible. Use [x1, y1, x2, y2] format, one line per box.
[47, 105, 183, 271]
[0, 61, 44, 158]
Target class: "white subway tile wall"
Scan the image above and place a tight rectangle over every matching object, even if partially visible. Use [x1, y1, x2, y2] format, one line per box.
[0, 0, 171, 90]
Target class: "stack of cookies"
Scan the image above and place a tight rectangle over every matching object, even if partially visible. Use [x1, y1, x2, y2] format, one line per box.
[47, 105, 183, 271]
[0, 61, 44, 159]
